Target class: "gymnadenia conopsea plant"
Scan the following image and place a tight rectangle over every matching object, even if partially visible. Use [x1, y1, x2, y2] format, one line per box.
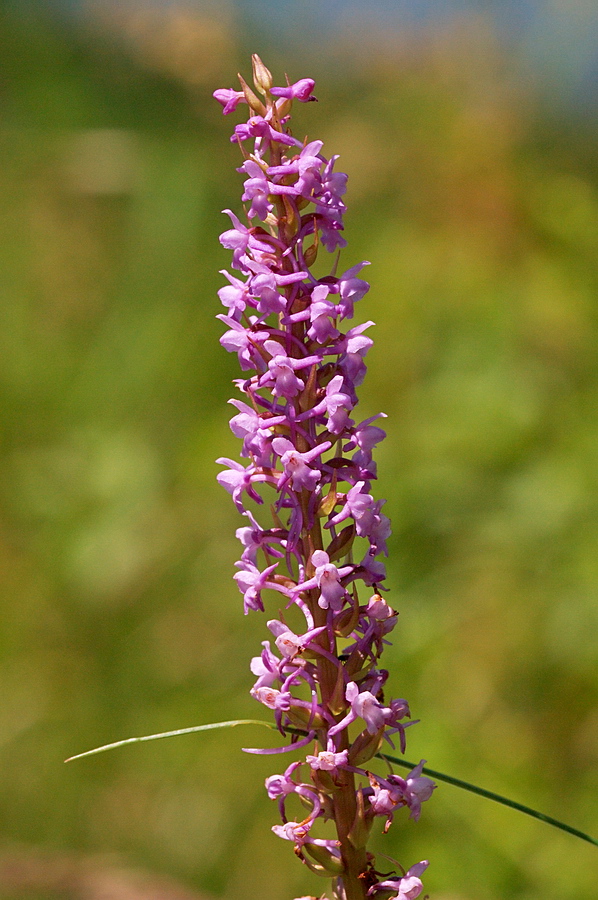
[213, 56, 435, 900]
[65, 53, 598, 900]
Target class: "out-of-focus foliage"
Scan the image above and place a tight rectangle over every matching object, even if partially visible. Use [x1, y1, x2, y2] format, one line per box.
[0, 5, 596, 900]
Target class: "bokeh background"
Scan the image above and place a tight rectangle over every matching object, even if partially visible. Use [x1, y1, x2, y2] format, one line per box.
[1, 1, 597, 898]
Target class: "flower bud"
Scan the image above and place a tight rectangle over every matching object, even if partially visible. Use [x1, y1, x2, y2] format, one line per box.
[252, 53, 273, 94]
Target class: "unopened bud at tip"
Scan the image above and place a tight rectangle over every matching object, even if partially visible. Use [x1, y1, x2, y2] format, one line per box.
[252, 54, 273, 94]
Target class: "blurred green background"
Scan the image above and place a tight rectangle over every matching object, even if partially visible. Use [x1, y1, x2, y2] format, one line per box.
[0, 2, 597, 899]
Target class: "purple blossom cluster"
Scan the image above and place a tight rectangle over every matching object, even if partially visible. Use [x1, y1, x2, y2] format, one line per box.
[214, 56, 434, 900]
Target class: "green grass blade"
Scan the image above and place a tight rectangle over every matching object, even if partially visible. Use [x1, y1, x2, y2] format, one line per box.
[67, 722, 597, 848]
[65, 719, 274, 762]
[379, 752, 598, 848]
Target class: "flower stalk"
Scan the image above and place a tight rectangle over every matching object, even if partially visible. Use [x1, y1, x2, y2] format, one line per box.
[214, 56, 434, 900]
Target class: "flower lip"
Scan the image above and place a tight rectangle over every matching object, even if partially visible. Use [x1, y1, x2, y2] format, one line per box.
[270, 78, 317, 102]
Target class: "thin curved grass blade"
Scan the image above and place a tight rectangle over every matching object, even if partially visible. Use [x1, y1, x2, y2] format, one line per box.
[379, 752, 598, 848]
[67, 721, 597, 848]
[65, 719, 274, 762]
